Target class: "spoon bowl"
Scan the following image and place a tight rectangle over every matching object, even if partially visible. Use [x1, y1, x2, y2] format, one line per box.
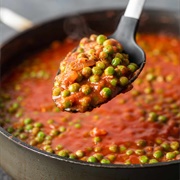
[55, 0, 146, 112]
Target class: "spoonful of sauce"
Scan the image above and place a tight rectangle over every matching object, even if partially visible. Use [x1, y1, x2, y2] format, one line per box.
[52, 0, 146, 113]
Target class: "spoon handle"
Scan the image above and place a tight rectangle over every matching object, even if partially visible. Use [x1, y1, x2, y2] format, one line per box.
[124, 0, 146, 20]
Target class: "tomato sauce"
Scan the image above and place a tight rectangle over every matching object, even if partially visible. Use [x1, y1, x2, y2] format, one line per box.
[0, 34, 180, 164]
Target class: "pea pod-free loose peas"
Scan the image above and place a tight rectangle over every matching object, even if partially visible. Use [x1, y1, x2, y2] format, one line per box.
[52, 34, 139, 112]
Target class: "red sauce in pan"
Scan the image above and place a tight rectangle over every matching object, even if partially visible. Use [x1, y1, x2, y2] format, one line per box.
[0, 34, 180, 164]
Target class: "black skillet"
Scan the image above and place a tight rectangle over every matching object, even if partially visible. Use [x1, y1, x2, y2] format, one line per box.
[0, 9, 180, 180]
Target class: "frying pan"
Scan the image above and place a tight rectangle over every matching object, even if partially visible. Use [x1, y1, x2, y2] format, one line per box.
[0, 9, 180, 180]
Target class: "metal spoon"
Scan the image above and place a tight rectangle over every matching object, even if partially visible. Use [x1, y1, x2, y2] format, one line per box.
[56, 0, 146, 112]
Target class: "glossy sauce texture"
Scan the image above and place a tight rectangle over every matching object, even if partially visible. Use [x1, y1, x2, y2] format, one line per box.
[0, 34, 180, 164]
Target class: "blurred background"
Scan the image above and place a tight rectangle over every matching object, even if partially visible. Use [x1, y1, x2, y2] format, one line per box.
[0, 0, 179, 179]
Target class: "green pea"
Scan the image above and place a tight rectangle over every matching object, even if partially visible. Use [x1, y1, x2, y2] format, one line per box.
[139, 155, 149, 164]
[94, 146, 102, 152]
[166, 152, 176, 160]
[96, 61, 106, 70]
[55, 144, 63, 151]
[69, 153, 77, 159]
[15, 111, 23, 118]
[81, 85, 92, 95]
[50, 129, 60, 136]
[136, 139, 147, 147]
[144, 87, 153, 94]
[112, 57, 121, 66]
[74, 123, 82, 129]
[76, 150, 84, 158]
[89, 75, 100, 83]
[12, 102, 19, 110]
[161, 142, 170, 151]
[53, 107, 60, 112]
[174, 150, 179, 155]
[54, 81, 60, 87]
[153, 105, 162, 111]
[37, 131, 45, 138]
[46, 148, 54, 153]
[69, 83, 80, 92]
[52, 87, 61, 96]
[170, 141, 179, 150]
[126, 149, 134, 156]
[103, 39, 113, 46]
[19, 133, 28, 140]
[90, 34, 97, 41]
[107, 154, 116, 162]
[115, 53, 123, 59]
[100, 87, 112, 98]
[93, 136, 101, 144]
[43, 145, 51, 151]
[158, 115, 168, 123]
[103, 45, 114, 54]
[77, 47, 84, 53]
[146, 73, 156, 82]
[60, 64, 65, 72]
[115, 68, 122, 77]
[135, 149, 145, 155]
[119, 145, 127, 152]
[58, 150, 69, 157]
[92, 66, 103, 75]
[100, 158, 110, 164]
[125, 160, 131, 165]
[147, 112, 158, 122]
[93, 153, 103, 161]
[155, 138, 163, 145]
[105, 66, 115, 75]
[99, 52, 108, 59]
[117, 65, 128, 75]
[59, 126, 66, 133]
[109, 145, 118, 153]
[153, 150, 163, 159]
[110, 78, 118, 86]
[96, 34, 107, 45]
[25, 124, 33, 131]
[87, 156, 97, 163]
[80, 96, 91, 107]
[31, 127, 40, 135]
[149, 159, 158, 164]
[82, 67, 92, 77]
[119, 76, 129, 86]
[44, 135, 52, 140]
[42, 140, 51, 145]
[123, 58, 130, 66]
[76, 72, 83, 82]
[77, 53, 86, 59]
[128, 63, 138, 72]
[24, 118, 33, 125]
[34, 122, 43, 128]
[61, 90, 70, 97]
[47, 119, 54, 124]
[7, 127, 14, 133]
[63, 100, 72, 109]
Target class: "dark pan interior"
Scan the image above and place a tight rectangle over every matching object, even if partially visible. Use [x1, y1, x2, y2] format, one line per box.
[0, 9, 180, 180]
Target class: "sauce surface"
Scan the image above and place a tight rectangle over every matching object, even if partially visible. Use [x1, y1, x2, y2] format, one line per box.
[0, 34, 180, 164]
